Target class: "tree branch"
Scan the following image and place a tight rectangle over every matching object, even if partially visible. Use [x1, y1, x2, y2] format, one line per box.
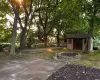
[39, 11, 45, 28]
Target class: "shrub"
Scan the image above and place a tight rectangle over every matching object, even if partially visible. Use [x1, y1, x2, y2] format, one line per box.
[0, 43, 10, 52]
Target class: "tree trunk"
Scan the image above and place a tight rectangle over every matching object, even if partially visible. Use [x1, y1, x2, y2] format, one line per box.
[87, 8, 96, 52]
[20, 14, 28, 50]
[44, 34, 47, 48]
[57, 32, 60, 47]
[84, 3, 96, 53]
[87, 17, 94, 52]
[20, 27, 27, 50]
[10, 9, 19, 55]
[56, 25, 61, 47]
[88, 37, 93, 52]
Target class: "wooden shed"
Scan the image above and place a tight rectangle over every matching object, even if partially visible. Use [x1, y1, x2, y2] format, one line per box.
[65, 34, 93, 52]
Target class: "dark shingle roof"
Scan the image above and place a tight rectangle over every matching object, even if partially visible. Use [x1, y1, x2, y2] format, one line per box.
[66, 34, 90, 39]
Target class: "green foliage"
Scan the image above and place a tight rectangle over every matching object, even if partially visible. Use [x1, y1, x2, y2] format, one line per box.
[83, 0, 100, 35]
[49, 0, 90, 39]
[0, 28, 12, 42]
[93, 37, 100, 47]
[73, 50, 100, 68]
[0, 43, 10, 52]
[0, 0, 100, 49]
[0, 0, 12, 43]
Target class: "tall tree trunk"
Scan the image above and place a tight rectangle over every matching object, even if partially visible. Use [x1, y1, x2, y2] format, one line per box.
[10, 9, 19, 55]
[56, 25, 61, 47]
[20, 14, 28, 50]
[87, 15, 95, 52]
[57, 31, 60, 47]
[44, 34, 47, 48]
[20, 27, 27, 50]
[84, 4, 96, 53]
[87, 4, 97, 52]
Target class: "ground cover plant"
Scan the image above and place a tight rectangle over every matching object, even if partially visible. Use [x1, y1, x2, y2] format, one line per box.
[72, 50, 100, 68]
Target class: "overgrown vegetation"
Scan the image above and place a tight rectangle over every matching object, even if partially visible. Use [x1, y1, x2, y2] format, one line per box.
[72, 50, 100, 68]
[0, 0, 100, 54]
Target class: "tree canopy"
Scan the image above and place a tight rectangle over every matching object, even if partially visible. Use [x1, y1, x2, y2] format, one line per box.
[0, 0, 100, 54]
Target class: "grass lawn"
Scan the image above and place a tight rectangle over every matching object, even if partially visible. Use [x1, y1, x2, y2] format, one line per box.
[20, 48, 69, 60]
[72, 50, 100, 68]
[0, 48, 100, 68]
[0, 48, 68, 61]
[29, 49, 100, 69]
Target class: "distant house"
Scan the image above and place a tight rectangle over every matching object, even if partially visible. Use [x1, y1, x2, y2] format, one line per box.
[65, 34, 93, 52]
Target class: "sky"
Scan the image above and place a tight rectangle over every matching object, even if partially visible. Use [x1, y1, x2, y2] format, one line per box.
[6, 14, 38, 33]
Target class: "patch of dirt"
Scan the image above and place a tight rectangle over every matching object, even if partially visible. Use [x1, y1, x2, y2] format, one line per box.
[47, 64, 100, 80]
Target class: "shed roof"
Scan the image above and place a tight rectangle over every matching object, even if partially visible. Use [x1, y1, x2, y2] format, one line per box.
[66, 34, 90, 39]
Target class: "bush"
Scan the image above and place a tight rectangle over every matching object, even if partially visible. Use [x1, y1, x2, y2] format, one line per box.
[93, 47, 99, 50]
[0, 43, 10, 52]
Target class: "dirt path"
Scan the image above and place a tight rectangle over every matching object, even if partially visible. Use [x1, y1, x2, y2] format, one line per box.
[0, 57, 64, 80]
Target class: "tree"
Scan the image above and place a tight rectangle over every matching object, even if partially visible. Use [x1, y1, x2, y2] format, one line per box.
[35, 0, 60, 47]
[18, 0, 34, 50]
[52, 0, 88, 46]
[82, 0, 100, 52]
[8, 0, 20, 55]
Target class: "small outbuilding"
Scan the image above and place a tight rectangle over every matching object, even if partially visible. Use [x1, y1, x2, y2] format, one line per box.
[65, 34, 93, 52]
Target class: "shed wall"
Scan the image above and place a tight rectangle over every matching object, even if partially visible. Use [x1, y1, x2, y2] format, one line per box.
[67, 39, 73, 50]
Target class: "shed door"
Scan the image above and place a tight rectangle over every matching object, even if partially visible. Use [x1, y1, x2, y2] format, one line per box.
[73, 39, 82, 50]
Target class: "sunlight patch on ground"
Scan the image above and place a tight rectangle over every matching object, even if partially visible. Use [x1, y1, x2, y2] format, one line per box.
[47, 49, 54, 52]
[63, 48, 67, 50]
